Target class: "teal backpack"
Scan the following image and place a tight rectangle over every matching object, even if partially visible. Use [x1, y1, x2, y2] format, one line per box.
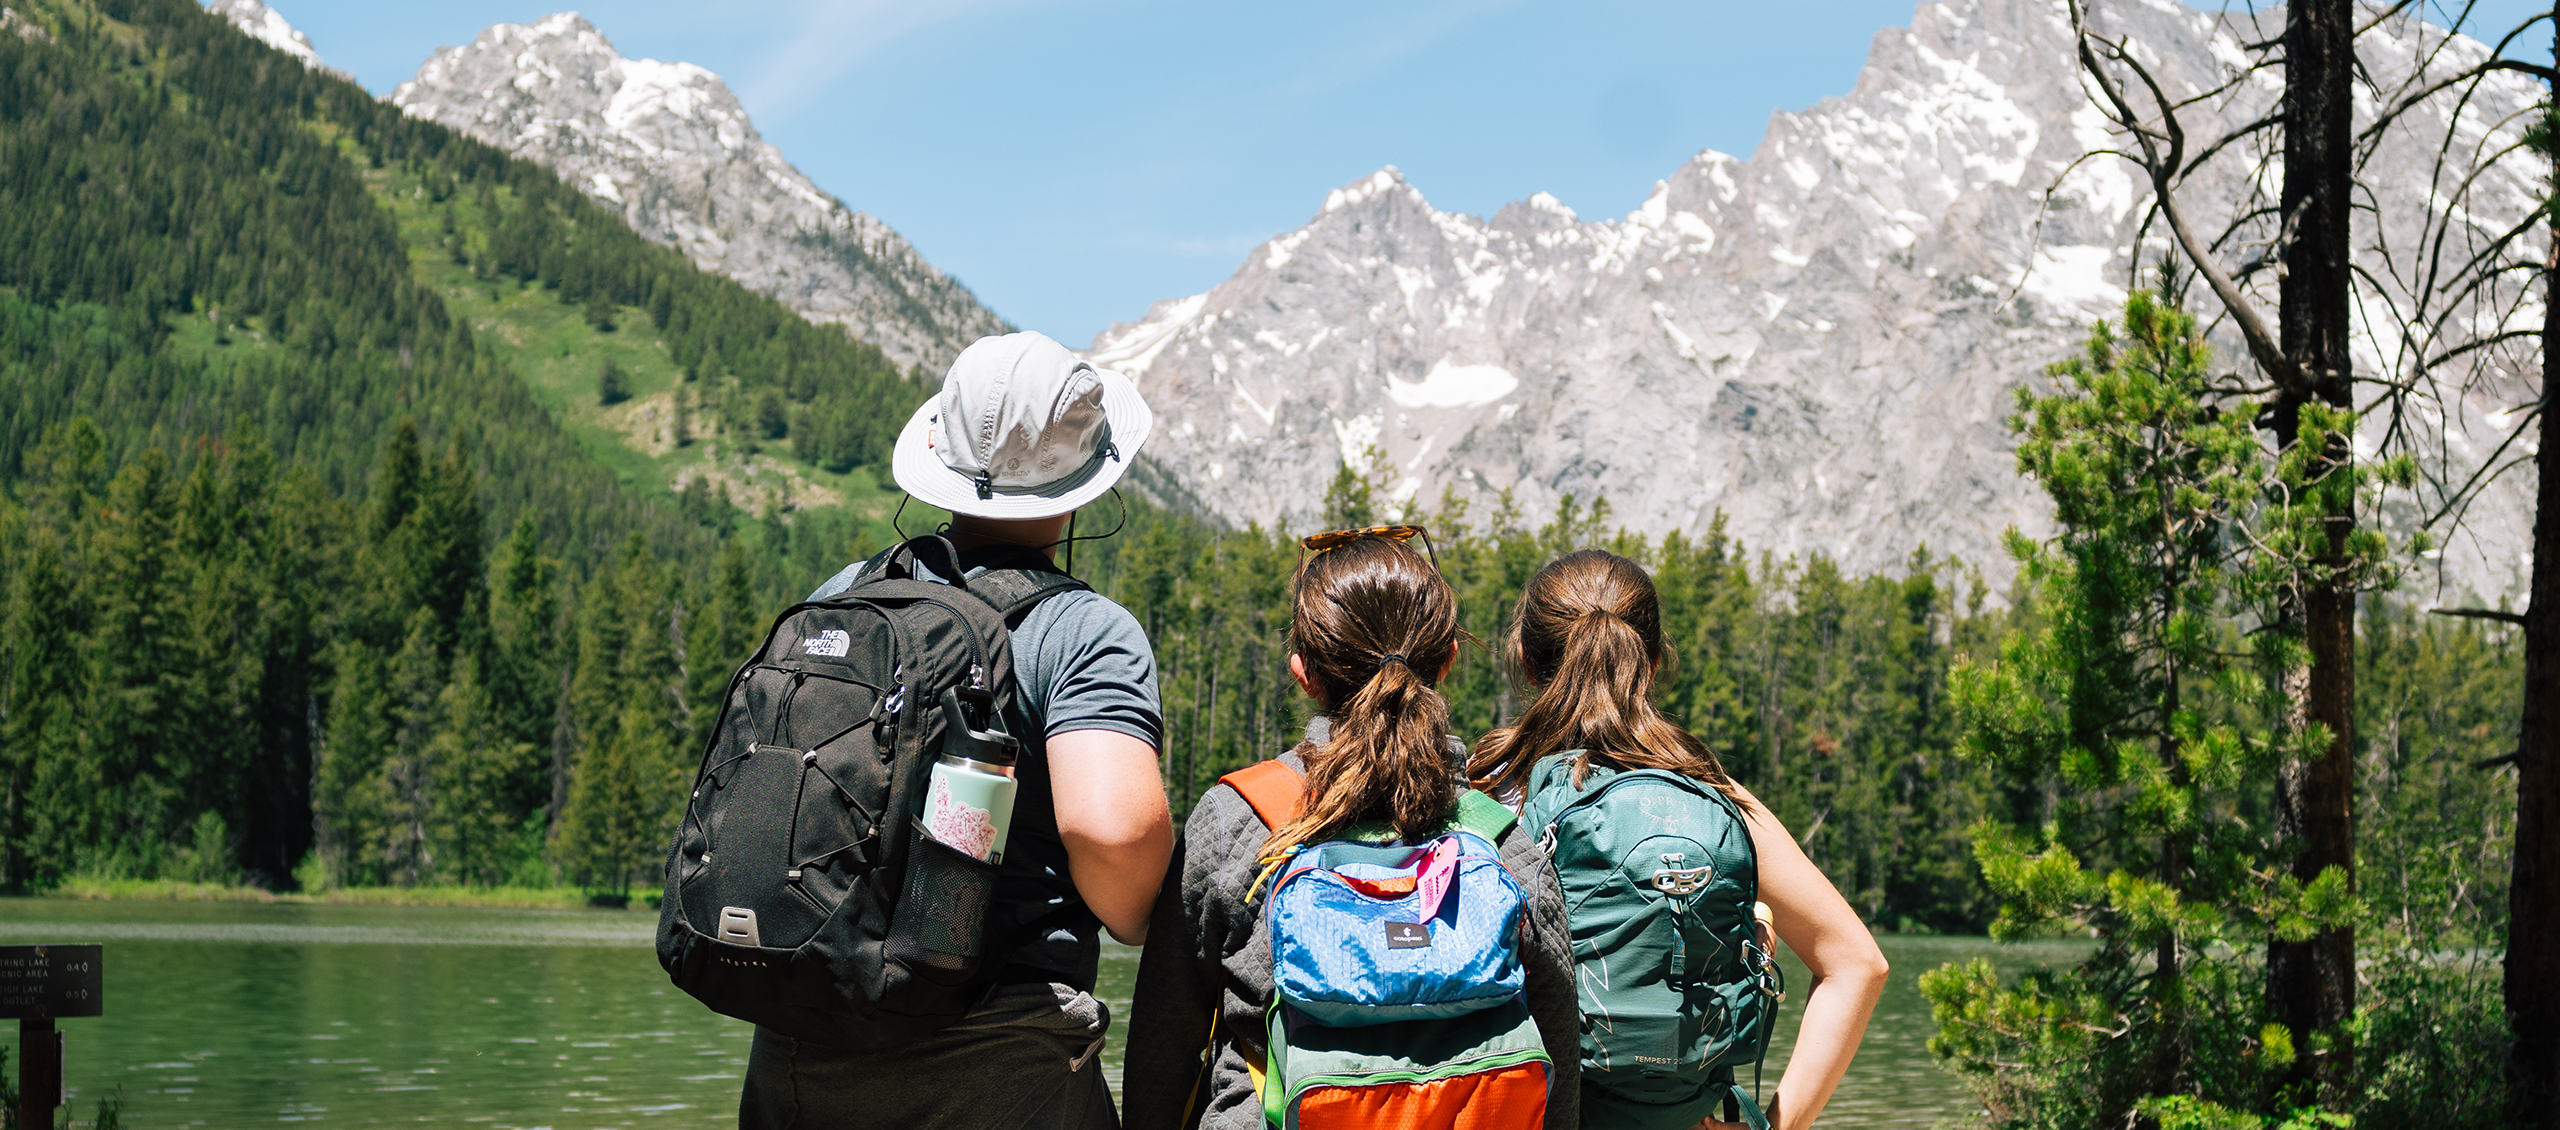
[1518, 751, 1784, 1130]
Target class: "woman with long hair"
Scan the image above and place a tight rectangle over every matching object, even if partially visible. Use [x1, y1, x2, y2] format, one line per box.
[1472, 549, 1888, 1130]
[1121, 529, 1580, 1130]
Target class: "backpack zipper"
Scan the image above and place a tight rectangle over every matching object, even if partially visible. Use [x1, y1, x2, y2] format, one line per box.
[907, 595, 988, 676]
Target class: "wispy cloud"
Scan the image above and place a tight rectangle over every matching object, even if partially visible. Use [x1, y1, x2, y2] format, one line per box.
[736, 0, 1028, 120]
[1254, 0, 1520, 106]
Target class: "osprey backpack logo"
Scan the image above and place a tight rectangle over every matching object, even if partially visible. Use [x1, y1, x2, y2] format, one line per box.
[801, 628, 852, 658]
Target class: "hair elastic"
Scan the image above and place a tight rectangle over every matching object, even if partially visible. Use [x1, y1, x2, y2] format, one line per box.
[1378, 653, 1408, 667]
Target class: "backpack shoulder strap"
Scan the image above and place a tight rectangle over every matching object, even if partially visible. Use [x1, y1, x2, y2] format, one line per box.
[1219, 759, 1304, 830]
[958, 548, 1093, 626]
[1532, 749, 1602, 793]
[1451, 789, 1518, 843]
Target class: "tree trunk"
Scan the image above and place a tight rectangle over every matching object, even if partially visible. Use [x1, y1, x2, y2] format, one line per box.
[2508, 200, 2560, 1130]
[2266, 0, 2358, 1102]
[546, 663, 575, 837]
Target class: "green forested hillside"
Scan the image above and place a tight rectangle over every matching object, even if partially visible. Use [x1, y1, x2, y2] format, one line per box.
[0, 0, 927, 543]
[0, 0, 925, 888]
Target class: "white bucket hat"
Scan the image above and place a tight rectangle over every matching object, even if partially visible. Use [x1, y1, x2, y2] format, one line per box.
[891, 331, 1154, 519]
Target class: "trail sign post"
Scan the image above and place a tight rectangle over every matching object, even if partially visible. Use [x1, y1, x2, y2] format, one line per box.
[2, 945, 102, 1130]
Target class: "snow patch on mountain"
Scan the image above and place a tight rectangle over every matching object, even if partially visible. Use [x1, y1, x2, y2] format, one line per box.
[392, 14, 1007, 375]
[1090, 0, 2536, 602]
[204, 0, 339, 75]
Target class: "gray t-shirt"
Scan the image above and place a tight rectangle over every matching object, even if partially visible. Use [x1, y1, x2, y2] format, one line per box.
[809, 546, 1162, 989]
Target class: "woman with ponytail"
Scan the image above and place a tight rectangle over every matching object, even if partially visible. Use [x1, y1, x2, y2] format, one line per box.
[1123, 530, 1579, 1130]
[1473, 550, 1887, 1130]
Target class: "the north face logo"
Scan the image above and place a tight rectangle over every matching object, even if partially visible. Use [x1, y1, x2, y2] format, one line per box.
[802, 629, 851, 658]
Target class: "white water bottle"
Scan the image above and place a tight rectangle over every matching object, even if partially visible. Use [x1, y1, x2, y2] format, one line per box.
[920, 686, 1020, 864]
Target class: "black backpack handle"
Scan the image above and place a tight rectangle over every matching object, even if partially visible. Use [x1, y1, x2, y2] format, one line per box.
[882, 534, 967, 587]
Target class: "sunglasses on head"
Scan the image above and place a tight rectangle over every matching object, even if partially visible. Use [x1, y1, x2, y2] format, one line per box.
[1299, 524, 1440, 573]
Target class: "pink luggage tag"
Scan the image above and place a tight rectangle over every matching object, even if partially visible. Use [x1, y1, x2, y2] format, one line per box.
[1411, 837, 1461, 924]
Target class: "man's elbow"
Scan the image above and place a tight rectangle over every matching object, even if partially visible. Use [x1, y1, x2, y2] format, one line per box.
[1077, 800, 1172, 846]
[1064, 808, 1174, 871]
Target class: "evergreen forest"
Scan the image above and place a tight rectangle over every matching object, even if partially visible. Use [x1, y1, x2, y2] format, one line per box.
[0, 1, 2539, 1126]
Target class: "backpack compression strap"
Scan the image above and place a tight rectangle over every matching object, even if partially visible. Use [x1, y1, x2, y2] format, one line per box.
[1218, 760, 1517, 843]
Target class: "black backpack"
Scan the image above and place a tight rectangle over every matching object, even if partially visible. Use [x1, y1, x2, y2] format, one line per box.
[655, 535, 1088, 1047]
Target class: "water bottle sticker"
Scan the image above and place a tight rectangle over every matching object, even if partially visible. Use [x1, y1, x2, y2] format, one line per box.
[924, 774, 999, 861]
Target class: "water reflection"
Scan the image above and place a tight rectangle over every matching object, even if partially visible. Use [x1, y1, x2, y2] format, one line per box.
[0, 899, 2078, 1127]
[1763, 934, 2089, 1126]
[3, 900, 743, 1128]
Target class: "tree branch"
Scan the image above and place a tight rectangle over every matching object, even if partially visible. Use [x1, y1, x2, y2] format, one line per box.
[2072, 6, 2306, 396]
[2428, 607, 2529, 625]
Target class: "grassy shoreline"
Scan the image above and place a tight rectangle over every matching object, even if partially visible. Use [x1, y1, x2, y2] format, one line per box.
[43, 877, 650, 910]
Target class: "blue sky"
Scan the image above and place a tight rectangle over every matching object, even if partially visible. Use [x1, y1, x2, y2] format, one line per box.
[278, 0, 2549, 348]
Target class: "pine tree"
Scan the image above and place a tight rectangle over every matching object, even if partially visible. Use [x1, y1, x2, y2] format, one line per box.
[554, 685, 671, 898]
[425, 651, 536, 887]
[1923, 294, 2410, 1126]
[312, 644, 390, 890]
[555, 541, 686, 897]
[756, 388, 786, 439]
[408, 440, 485, 643]
[486, 512, 561, 814]
[2, 527, 84, 888]
[1319, 446, 1384, 530]
[597, 358, 628, 406]
[83, 446, 192, 873]
[369, 421, 425, 546]
[377, 608, 447, 886]
[688, 539, 756, 725]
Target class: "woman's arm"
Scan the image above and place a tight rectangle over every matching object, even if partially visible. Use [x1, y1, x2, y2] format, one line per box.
[1727, 783, 1888, 1130]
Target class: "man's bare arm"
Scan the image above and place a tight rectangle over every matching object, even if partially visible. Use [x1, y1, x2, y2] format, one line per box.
[1048, 728, 1175, 944]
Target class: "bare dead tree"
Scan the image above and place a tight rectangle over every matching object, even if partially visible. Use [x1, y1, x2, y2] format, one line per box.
[2330, 5, 2556, 1119]
[2519, 125, 2560, 1128]
[2266, 1, 2362, 1101]
[2070, 0, 2560, 1108]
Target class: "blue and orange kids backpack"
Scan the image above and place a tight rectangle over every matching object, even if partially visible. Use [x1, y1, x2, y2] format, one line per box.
[1222, 759, 1552, 1130]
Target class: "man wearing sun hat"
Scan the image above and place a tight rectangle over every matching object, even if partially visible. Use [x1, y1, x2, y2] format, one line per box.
[739, 331, 1172, 1128]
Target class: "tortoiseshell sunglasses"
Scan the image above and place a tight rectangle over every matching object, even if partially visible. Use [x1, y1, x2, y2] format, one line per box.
[1298, 524, 1441, 573]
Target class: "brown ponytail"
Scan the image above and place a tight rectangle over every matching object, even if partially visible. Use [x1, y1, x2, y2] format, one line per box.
[1262, 534, 1462, 859]
[1468, 549, 1748, 808]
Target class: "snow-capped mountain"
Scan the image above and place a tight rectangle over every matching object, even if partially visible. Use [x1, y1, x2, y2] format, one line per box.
[204, 0, 334, 74]
[392, 14, 1007, 375]
[1090, 0, 2537, 599]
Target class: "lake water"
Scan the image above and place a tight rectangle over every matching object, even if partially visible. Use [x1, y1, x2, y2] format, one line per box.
[0, 899, 2084, 1128]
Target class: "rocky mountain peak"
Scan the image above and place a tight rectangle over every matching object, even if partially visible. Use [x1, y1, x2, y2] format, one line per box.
[1090, 0, 2535, 600]
[204, 0, 338, 74]
[393, 13, 1007, 375]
